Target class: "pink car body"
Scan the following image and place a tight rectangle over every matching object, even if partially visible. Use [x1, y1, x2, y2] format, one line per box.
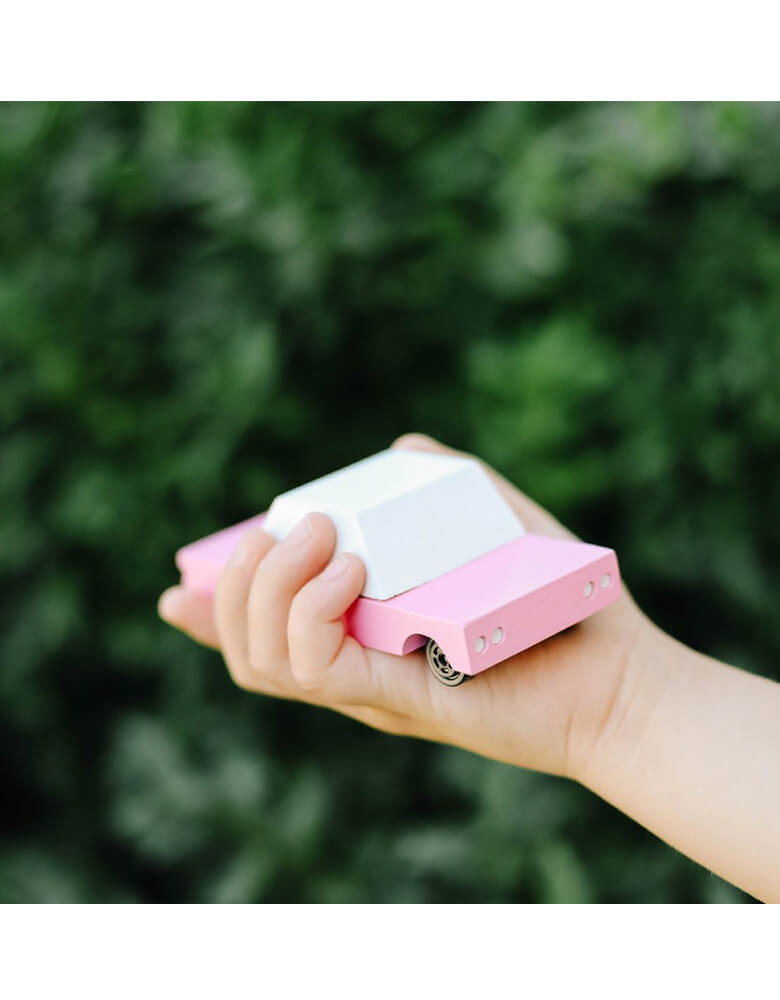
[176, 513, 621, 679]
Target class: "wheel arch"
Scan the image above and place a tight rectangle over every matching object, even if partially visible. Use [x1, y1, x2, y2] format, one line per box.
[401, 632, 428, 655]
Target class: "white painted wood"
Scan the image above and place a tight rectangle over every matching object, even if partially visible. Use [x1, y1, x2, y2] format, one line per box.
[264, 449, 524, 600]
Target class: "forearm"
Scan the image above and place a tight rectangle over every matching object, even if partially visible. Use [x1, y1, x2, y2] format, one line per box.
[579, 626, 780, 902]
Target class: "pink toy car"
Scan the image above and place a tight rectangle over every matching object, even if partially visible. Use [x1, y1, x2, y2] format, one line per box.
[175, 450, 621, 687]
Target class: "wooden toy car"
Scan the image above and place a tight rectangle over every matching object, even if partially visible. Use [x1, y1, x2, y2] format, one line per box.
[175, 450, 621, 686]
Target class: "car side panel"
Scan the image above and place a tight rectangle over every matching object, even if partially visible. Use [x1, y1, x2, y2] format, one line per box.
[176, 518, 621, 679]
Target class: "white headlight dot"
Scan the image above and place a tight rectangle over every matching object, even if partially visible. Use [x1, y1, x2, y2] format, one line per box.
[583, 581, 594, 598]
[474, 636, 486, 653]
[491, 627, 504, 645]
[601, 573, 612, 589]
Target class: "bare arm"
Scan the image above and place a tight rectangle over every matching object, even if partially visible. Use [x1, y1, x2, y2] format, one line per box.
[581, 625, 780, 902]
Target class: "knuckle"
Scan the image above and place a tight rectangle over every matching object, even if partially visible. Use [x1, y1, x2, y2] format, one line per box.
[214, 563, 242, 617]
[246, 584, 275, 631]
[223, 658, 252, 692]
[289, 658, 322, 692]
[247, 553, 284, 608]
[286, 602, 322, 691]
[248, 646, 277, 677]
[286, 620, 308, 659]
[287, 592, 314, 647]
[287, 584, 308, 618]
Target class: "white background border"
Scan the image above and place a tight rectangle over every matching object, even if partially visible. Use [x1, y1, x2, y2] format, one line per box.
[1, 904, 776, 998]
[1, 2, 778, 99]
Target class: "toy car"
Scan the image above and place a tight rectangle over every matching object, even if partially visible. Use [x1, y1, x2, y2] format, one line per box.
[175, 449, 621, 687]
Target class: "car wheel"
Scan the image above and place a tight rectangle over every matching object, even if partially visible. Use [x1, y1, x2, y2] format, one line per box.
[425, 639, 468, 687]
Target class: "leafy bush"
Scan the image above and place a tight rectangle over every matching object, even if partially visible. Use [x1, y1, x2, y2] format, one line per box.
[2, 102, 778, 901]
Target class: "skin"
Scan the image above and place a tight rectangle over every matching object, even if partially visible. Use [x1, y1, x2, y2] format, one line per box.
[159, 433, 780, 902]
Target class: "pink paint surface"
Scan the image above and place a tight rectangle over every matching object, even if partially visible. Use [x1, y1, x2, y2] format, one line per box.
[176, 515, 621, 676]
[176, 513, 268, 591]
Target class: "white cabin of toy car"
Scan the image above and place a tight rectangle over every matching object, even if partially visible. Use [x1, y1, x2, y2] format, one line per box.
[263, 449, 524, 600]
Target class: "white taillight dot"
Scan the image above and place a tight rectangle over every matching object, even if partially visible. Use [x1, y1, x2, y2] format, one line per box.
[474, 636, 486, 653]
[584, 581, 594, 598]
[491, 627, 504, 645]
[601, 573, 612, 589]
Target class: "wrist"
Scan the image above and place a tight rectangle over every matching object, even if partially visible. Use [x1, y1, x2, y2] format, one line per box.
[569, 612, 683, 789]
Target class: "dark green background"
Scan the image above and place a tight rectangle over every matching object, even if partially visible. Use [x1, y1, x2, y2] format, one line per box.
[2, 102, 778, 902]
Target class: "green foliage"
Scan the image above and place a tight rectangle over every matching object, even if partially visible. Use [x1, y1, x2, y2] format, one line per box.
[1, 102, 777, 902]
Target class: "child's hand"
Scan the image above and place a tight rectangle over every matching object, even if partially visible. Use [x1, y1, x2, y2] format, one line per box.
[160, 434, 780, 899]
[159, 434, 656, 782]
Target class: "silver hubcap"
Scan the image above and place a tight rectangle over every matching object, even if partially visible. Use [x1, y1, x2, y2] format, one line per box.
[425, 639, 468, 687]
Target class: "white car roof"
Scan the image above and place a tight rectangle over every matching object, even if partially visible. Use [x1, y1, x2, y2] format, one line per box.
[264, 449, 524, 600]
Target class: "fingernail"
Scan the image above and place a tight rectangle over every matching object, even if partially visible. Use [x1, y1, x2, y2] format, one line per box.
[320, 556, 349, 581]
[393, 433, 435, 452]
[286, 516, 312, 546]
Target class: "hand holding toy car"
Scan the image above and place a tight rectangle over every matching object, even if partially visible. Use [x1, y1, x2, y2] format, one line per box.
[174, 438, 622, 687]
[161, 433, 630, 777]
[160, 434, 780, 902]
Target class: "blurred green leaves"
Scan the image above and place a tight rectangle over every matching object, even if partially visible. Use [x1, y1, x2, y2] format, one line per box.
[467, 317, 618, 510]
[1, 102, 777, 902]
